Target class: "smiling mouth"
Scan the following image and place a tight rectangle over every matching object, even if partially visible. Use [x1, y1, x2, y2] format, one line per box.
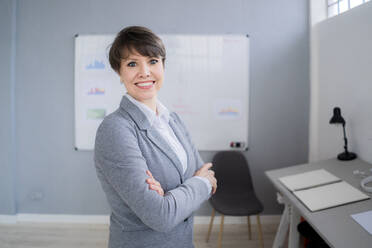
[135, 81, 155, 89]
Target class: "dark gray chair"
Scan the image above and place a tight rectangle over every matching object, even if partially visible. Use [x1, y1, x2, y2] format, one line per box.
[206, 151, 264, 248]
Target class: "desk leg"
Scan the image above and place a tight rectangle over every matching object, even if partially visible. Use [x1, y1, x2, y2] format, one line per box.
[272, 204, 290, 248]
[288, 205, 301, 248]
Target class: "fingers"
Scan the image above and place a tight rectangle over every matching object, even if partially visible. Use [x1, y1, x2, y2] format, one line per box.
[206, 169, 216, 185]
[201, 163, 213, 171]
[149, 184, 164, 196]
[147, 167, 216, 196]
[146, 170, 162, 186]
[210, 176, 217, 188]
[145, 170, 164, 196]
[146, 178, 161, 187]
[209, 179, 217, 194]
[194, 163, 214, 177]
[205, 170, 217, 194]
[194, 163, 217, 194]
[149, 184, 161, 190]
[210, 177, 217, 194]
[146, 170, 154, 178]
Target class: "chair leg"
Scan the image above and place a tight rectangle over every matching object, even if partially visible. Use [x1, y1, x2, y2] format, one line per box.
[206, 208, 215, 242]
[247, 216, 252, 240]
[217, 214, 224, 248]
[257, 215, 264, 248]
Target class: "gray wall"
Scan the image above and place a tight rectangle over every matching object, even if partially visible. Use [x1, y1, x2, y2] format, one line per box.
[311, 2, 372, 163]
[0, 0, 16, 215]
[1, 0, 309, 216]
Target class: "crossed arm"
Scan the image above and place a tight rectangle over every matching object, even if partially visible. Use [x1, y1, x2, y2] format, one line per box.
[95, 118, 216, 232]
[146, 164, 217, 196]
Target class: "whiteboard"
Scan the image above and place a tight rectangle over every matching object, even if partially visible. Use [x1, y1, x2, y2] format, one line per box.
[74, 34, 249, 151]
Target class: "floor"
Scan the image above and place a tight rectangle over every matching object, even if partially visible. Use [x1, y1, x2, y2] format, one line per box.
[0, 221, 280, 248]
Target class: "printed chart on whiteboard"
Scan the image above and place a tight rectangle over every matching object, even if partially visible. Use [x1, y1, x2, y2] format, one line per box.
[74, 34, 123, 150]
[74, 34, 249, 151]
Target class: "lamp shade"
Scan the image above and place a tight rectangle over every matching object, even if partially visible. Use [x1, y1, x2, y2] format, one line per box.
[329, 107, 345, 125]
[328, 106, 357, 161]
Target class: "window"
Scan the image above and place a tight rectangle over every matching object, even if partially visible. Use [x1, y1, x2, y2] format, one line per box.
[328, 0, 371, 17]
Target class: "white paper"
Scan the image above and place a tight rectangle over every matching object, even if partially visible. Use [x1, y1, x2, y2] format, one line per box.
[351, 210, 372, 235]
[293, 181, 370, 212]
[279, 169, 341, 192]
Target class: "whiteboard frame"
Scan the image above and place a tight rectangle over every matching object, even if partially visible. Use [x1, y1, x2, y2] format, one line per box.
[74, 34, 250, 151]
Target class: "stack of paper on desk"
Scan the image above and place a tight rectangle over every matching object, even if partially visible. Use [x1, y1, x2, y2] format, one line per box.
[279, 169, 341, 191]
[279, 169, 370, 212]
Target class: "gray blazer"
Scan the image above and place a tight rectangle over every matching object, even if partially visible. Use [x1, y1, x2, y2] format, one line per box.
[94, 96, 211, 248]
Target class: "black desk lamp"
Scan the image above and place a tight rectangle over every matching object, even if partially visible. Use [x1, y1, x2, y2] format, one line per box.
[329, 107, 357, 161]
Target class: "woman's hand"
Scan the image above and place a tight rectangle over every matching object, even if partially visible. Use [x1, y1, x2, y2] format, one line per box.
[194, 163, 217, 194]
[146, 170, 164, 196]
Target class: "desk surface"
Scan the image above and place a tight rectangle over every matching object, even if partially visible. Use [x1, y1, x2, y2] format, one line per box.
[265, 158, 372, 248]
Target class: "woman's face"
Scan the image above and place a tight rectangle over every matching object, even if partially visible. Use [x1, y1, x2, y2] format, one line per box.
[119, 51, 164, 104]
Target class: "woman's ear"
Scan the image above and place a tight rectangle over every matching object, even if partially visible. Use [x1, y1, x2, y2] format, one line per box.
[118, 71, 124, 84]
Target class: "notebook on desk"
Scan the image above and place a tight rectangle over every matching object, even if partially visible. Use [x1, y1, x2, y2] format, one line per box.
[279, 169, 341, 191]
[279, 169, 370, 212]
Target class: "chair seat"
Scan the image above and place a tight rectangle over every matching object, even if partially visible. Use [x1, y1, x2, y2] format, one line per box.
[210, 191, 264, 216]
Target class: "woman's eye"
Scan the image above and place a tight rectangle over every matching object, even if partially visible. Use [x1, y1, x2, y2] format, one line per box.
[150, 59, 158, 65]
[127, 62, 136, 67]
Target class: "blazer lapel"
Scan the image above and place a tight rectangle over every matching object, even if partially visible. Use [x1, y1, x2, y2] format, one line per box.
[169, 117, 194, 179]
[119, 96, 185, 181]
[146, 128, 185, 181]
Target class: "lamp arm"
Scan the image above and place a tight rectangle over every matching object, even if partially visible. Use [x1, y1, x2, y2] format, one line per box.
[342, 123, 349, 154]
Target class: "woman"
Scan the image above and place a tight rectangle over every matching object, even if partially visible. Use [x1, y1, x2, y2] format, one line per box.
[94, 26, 217, 248]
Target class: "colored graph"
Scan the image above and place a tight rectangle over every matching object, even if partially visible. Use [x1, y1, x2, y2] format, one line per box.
[218, 107, 239, 116]
[86, 60, 105, 70]
[87, 88, 105, 95]
[87, 109, 106, 120]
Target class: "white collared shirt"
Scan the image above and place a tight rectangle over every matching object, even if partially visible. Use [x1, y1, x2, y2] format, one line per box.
[125, 94, 211, 194]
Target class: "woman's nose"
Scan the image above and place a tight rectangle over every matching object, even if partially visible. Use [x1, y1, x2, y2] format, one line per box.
[139, 64, 150, 78]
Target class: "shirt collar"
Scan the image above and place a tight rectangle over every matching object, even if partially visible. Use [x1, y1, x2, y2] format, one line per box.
[125, 93, 170, 126]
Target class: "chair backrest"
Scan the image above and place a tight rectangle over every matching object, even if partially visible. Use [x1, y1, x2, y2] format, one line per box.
[212, 151, 254, 195]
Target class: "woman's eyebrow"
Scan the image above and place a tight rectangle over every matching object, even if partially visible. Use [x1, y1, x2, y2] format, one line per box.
[124, 57, 138, 61]
[124, 56, 159, 61]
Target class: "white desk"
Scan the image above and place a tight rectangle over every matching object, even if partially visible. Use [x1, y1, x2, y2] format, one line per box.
[265, 158, 372, 248]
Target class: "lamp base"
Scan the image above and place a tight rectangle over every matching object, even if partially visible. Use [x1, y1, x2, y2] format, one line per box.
[337, 152, 357, 161]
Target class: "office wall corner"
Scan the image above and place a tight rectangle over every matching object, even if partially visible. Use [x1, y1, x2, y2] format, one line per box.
[308, 0, 327, 162]
[0, 0, 17, 215]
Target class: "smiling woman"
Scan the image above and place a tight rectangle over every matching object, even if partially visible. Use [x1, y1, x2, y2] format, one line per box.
[119, 52, 164, 112]
[109, 26, 166, 112]
[94, 26, 217, 248]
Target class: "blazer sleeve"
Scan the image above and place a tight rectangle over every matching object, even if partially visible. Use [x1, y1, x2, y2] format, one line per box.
[171, 112, 205, 170]
[94, 117, 210, 233]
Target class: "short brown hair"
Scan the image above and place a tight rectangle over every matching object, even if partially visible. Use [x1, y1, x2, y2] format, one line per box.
[108, 26, 166, 73]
